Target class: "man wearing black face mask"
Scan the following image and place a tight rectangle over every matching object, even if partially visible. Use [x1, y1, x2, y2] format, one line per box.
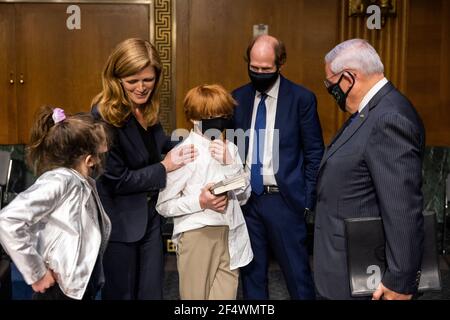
[314, 39, 425, 300]
[232, 35, 324, 300]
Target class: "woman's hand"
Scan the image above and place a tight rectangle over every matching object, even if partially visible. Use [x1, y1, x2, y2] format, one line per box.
[209, 140, 234, 165]
[31, 269, 56, 293]
[161, 144, 198, 172]
[199, 183, 228, 213]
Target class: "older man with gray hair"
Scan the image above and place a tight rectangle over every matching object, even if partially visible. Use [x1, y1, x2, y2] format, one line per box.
[314, 39, 425, 300]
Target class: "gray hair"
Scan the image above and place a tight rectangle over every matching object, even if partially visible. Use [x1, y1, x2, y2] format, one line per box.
[325, 39, 384, 75]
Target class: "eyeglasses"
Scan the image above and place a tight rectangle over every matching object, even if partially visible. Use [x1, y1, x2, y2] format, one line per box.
[323, 71, 345, 89]
[323, 70, 355, 91]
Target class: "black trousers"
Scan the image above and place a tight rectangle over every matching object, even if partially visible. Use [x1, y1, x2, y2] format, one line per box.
[102, 212, 164, 300]
[0, 257, 12, 300]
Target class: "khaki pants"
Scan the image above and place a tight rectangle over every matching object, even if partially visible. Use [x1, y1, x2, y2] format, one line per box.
[177, 226, 239, 300]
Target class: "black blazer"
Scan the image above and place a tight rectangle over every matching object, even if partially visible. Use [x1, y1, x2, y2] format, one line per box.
[92, 106, 174, 242]
[313, 82, 426, 299]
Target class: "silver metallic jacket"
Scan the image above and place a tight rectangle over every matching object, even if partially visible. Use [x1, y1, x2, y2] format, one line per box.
[0, 167, 111, 299]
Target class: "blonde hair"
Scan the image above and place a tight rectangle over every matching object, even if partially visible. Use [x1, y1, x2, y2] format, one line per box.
[26, 106, 109, 176]
[184, 84, 237, 121]
[92, 38, 163, 127]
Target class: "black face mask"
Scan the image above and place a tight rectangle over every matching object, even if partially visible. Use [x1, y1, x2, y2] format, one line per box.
[199, 117, 233, 140]
[248, 69, 279, 93]
[89, 164, 103, 180]
[88, 153, 107, 180]
[326, 72, 355, 112]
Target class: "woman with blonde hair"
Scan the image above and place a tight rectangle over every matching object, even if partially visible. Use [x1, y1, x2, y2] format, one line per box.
[91, 38, 196, 300]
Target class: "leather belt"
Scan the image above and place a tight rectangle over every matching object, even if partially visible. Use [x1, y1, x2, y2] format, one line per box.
[263, 185, 279, 194]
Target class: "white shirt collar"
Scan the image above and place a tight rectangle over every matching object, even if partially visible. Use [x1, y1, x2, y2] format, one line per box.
[358, 77, 388, 112]
[191, 129, 212, 147]
[256, 74, 281, 99]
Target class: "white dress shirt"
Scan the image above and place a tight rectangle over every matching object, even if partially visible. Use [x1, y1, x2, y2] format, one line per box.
[156, 131, 253, 270]
[246, 75, 281, 186]
[358, 77, 388, 113]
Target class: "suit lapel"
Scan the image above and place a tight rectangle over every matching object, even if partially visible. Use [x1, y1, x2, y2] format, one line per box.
[242, 87, 257, 159]
[272, 76, 290, 182]
[319, 82, 395, 172]
[274, 75, 289, 133]
[318, 108, 368, 170]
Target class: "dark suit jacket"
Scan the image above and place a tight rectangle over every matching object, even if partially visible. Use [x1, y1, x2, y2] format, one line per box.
[313, 82, 426, 299]
[232, 75, 324, 212]
[92, 106, 174, 242]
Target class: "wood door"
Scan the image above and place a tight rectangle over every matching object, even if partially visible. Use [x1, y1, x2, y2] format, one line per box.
[0, 4, 18, 144]
[15, 3, 150, 143]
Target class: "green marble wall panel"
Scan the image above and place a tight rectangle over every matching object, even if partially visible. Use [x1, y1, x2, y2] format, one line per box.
[423, 147, 450, 223]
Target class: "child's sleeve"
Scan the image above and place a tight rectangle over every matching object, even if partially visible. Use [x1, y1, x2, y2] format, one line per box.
[0, 173, 67, 285]
[156, 161, 202, 218]
[220, 141, 246, 176]
[226, 142, 251, 205]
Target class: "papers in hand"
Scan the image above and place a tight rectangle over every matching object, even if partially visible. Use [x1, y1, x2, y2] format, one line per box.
[210, 174, 246, 195]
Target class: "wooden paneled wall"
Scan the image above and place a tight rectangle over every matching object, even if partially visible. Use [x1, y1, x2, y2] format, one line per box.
[14, 4, 150, 143]
[0, 5, 17, 144]
[406, 0, 450, 146]
[1, 1, 449, 146]
[175, 0, 340, 143]
[0, 2, 151, 144]
[174, 0, 450, 146]
[338, 0, 450, 146]
[337, 0, 410, 127]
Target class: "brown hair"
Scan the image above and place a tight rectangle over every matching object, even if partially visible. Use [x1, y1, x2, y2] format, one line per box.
[26, 106, 109, 176]
[245, 35, 287, 68]
[183, 84, 237, 121]
[91, 38, 163, 127]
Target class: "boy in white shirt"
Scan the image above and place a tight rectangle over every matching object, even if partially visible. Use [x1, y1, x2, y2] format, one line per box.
[156, 84, 253, 299]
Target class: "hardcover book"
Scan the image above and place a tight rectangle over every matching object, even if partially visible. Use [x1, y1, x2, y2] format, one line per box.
[210, 174, 246, 195]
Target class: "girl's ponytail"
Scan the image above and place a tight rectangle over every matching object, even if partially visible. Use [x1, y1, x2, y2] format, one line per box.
[26, 106, 56, 175]
[26, 106, 106, 176]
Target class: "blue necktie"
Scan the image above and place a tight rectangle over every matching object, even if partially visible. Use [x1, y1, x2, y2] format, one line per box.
[251, 93, 267, 195]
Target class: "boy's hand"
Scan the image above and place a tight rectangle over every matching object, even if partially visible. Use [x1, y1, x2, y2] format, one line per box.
[199, 183, 228, 213]
[209, 140, 233, 165]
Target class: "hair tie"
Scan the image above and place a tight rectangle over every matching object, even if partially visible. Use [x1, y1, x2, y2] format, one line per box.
[52, 108, 66, 124]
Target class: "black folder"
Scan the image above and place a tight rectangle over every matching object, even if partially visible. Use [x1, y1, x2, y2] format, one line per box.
[344, 212, 441, 297]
